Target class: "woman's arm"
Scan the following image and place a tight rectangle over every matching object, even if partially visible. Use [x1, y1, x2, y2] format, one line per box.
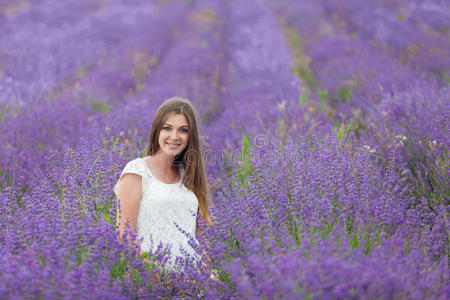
[116, 173, 142, 244]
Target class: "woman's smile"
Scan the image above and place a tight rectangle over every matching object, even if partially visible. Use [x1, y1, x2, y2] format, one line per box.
[166, 141, 181, 149]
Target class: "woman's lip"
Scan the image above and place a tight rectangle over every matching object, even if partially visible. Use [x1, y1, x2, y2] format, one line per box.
[166, 142, 181, 147]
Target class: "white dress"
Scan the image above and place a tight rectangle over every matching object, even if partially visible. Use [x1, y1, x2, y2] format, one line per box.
[113, 157, 200, 272]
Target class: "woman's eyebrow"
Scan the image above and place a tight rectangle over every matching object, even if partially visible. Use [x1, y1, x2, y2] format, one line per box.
[163, 123, 189, 128]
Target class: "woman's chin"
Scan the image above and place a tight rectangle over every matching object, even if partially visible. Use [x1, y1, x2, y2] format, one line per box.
[161, 148, 182, 157]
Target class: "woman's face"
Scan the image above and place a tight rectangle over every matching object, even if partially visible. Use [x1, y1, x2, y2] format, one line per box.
[158, 113, 189, 157]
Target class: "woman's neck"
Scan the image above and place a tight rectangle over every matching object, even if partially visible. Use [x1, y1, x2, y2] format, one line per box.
[150, 151, 177, 172]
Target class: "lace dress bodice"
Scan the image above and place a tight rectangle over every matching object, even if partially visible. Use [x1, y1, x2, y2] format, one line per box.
[113, 158, 199, 271]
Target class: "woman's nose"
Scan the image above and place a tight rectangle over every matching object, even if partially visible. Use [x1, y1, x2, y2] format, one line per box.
[170, 130, 179, 139]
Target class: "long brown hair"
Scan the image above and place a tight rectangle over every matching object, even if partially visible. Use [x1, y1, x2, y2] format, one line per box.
[146, 97, 211, 226]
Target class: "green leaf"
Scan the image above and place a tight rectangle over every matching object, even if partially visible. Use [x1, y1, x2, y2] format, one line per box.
[236, 135, 252, 189]
[303, 112, 310, 121]
[0, 105, 8, 122]
[337, 85, 351, 102]
[240, 135, 250, 164]
[92, 101, 110, 115]
[336, 123, 345, 142]
[317, 87, 328, 103]
[299, 91, 308, 107]
[349, 233, 359, 249]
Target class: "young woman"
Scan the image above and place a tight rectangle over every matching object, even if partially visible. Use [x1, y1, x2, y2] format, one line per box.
[113, 96, 211, 272]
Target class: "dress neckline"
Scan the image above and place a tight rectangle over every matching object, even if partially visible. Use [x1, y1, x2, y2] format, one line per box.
[139, 157, 182, 185]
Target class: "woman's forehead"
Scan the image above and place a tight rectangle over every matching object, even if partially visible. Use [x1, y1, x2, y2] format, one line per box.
[163, 113, 189, 126]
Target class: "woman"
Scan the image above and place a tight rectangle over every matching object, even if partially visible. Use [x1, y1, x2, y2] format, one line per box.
[113, 96, 212, 273]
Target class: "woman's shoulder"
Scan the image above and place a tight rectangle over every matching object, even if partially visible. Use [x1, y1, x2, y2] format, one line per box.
[127, 157, 144, 165]
[114, 158, 147, 196]
[121, 157, 147, 175]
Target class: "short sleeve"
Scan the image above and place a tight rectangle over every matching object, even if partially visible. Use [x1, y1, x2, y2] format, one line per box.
[113, 159, 148, 196]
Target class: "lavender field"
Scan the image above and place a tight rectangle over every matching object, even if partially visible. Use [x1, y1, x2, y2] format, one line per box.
[0, 0, 449, 299]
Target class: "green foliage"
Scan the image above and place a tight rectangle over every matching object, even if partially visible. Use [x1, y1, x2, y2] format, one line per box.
[349, 232, 360, 249]
[363, 226, 372, 254]
[333, 121, 357, 146]
[282, 25, 317, 87]
[334, 122, 346, 142]
[337, 85, 351, 102]
[403, 238, 410, 256]
[236, 135, 253, 189]
[404, 139, 449, 211]
[201, 97, 217, 125]
[286, 217, 302, 246]
[15, 190, 24, 208]
[317, 87, 328, 103]
[110, 253, 127, 283]
[0, 104, 8, 122]
[218, 270, 232, 284]
[224, 228, 245, 260]
[316, 87, 328, 112]
[299, 91, 308, 107]
[76, 66, 88, 77]
[109, 252, 160, 291]
[347, 113, 366, 139]
[277, 119, 287, 143]
[303, 112, 310, 121]
[40, 255, 46, 266]
[92, 101, 110, 115]
[94, 199, 115, 225]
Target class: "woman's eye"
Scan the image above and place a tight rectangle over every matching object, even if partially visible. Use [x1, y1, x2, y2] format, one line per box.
[180, 128, 188, 133]
[163, 127, 171, 131]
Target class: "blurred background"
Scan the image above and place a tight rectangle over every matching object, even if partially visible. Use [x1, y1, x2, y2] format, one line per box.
[0, 0, 448, 298]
